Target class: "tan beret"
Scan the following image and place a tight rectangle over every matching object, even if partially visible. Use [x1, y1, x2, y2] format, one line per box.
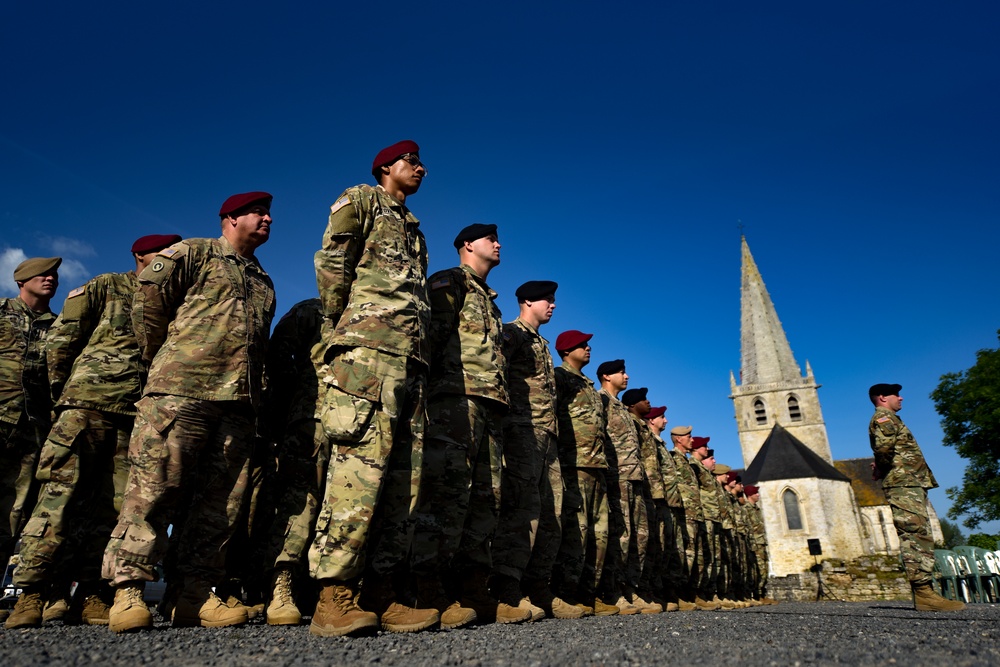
[714, 464, 732, 474]
[670, 425, 693, 436]
[13, 257, 61, 282]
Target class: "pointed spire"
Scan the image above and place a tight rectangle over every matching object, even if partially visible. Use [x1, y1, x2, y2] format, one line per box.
[739, 236, 801, 385]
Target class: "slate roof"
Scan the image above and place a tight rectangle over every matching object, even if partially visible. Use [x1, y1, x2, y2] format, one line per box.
[833, 457, 888, 507]
[742, 423, 851, 484]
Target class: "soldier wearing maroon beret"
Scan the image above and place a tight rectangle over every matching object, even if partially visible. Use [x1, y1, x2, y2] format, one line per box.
[102, 194, 275, 633]
[5, 232, 178, 629]
[310, 141, 439, 637]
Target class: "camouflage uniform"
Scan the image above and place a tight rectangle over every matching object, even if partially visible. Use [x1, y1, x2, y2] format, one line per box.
[102, 236, 275, 585]
[746, 500, 768, 596]
[631, 415, 660, 594]
[657, 435, 687, 597]
[491, 317, 561, 588]
[552, 361, 609, 602]
[669, 447, 709, 596]
[869, 406, 938, 585]
[599, 389, 646, 594]
[728, 493, 751, 598]
[309, 184, 430, 583]
[262, 299, 326, 573]
[714, 477, 735, 597]
[411, 264, 506, 577]
[15, 272, 141, 589]
[0, 297, 56, 571]
[691, 457, 722, 599]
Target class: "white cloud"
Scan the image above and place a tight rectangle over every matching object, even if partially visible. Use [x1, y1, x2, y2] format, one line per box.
[58, 259, 90, 292]
[39, 235, 97, 258]
[0, 247, 28, 297]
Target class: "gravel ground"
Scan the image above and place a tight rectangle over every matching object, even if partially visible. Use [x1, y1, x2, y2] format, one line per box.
[2, 601, 999, 667]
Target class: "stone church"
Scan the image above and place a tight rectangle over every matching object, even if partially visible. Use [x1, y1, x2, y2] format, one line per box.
[730, 237, 942, 578]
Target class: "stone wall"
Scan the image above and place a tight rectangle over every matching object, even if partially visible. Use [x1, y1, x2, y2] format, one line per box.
[766, 554, 911, 602]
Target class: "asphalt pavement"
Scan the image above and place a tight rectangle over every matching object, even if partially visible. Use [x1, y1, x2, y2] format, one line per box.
[2, 601, 998, 666]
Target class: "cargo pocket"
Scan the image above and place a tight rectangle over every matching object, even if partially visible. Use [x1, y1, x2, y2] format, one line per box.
[21, 516, 49, 538]
[135, 395, 178, 435]
[320, 386, 376, 441]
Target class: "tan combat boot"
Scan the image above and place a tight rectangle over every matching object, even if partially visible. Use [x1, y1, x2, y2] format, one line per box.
[695, 594, 722, 610]
[363, 576, 439, 633]
[309, 580, 379, 637]
[913, 583, 966, 612]
[42, 595, 71, 623]
[172, 580, 248, 628]
[713, 595, 736, 610]
[677, 595, 699, 611]
[415, 576, 477, 630]
[108, 583, 153, 633]
[266, 568, 302, 626]
[524, 580, 584, 620]
[4, 590, 44, 629]
[631, 591, 663, 615]
[470, 572, 530, 625]
[593, 598, 621, 616]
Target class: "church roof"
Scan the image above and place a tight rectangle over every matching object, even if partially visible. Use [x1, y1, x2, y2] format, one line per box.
[833, 458, 888, 507]
[738, 236, 802, 385]
[742, 423, 851, 484]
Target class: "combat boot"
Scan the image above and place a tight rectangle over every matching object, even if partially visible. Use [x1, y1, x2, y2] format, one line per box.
[266, 568, 302, 626]
[415, 576, 476, 630]
[69, 581, 113, 626]
[42, 595, 70, 623]
[695, 594, 721, 610]
[630, 590, 663, 614]
[565, 598, 595, 616]
[108, 583, 153, 633]
[172, 579, 248, 628]
[4, 589, 44, 629]
[216, 579, 257, 620]
[913, 583, 966, 612]
[310, 580, 379, 637]
[713, 594, 735, 610]
[524, 580, 584, 620]
[593, 598, 620, 616]
[364, 575, 439, 633]
[677, 595, 699, 611]
[469, 572, 530, 625]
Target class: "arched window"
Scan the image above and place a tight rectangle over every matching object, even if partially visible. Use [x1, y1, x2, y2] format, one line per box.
[788, 395, 802, 422]
[753, 398, 767, 425]
[783, 489, 803, 530]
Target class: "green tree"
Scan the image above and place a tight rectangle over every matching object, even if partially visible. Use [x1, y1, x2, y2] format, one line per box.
[937, 518, 966, 549]
[931, 330, 1000, 529]
[967, 533, 999, 551]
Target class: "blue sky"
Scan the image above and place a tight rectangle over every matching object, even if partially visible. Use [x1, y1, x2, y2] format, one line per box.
[3, 2, 999, 531]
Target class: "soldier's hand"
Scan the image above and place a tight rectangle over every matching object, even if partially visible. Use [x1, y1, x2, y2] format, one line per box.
[870, 461, 883, 481]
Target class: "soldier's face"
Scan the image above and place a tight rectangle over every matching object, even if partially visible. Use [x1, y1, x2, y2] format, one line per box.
[526, 296, 555, 324]
[676, 433, 692, 452]
[650, 414, 667, 430]
[232, 205, 272, 248]
[20, 271, 58, 299]
[385, 154, 426, 196]
[885, 394, 902, 412]
[469, 234, 501, 267]
[566, 343, 590, 366]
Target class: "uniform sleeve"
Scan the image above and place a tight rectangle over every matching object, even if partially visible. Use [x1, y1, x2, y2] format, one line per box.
[132, 245, 191, 363]
[869, 414, 899, 473]
[315, 192, 364, 322]
[47, 279, 104, 403]
[638, 425, 665, 498]
[263, 307, 301, 431]
[427, 271, 462, 362]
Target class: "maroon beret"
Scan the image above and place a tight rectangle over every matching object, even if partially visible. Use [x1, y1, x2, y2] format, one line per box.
[372, 140, 419, 174]
[726, 471, 741, 484]
[691, 436, 711, 449]
[645, 405, 667, 420]
[219, 191, 272, 217]
[131, 234, 182, 255]
[555, 329, 593, 352]
[744, 485, 760, 496]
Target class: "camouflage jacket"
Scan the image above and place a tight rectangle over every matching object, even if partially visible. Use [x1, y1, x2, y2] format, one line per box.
[869, 406, 937, 490]
[729, 494, 749, 536]
[655, 434, 684, 508]
[691, 457, 721, 522]
[746, 501, 767, 547]
[599, 389, 643, 482]
[631, 414, 665, 499]
[427, 265, 507, 404]
[315, 184, 430, 364]
[670, 448, 704, 521]
[47, 271, 142, 415]
[554, 361, 607, 470]
[134, 236, 275, 407]
[716, 478, 734, 529]
[502, 317, 557, 435]
[265, 298, 324, 433]
[0, 297, 56, 425]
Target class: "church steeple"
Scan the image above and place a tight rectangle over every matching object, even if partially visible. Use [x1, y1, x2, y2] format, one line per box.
[730, 236, 833, 465]
[739, 236, 800, 384]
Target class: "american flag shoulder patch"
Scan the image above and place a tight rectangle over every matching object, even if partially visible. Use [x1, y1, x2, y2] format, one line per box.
[876, 417, 891, 423]
[431, 277, 451, 290]
[330, 196, 351, 215]
[158, 247, 179, 257]
[67, 286, 86, 298]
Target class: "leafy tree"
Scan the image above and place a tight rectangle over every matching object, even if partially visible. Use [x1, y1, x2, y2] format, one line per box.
[931, 330, 1000, 529]
[937, 518, 966, 549]
[967, 533, 999, 551]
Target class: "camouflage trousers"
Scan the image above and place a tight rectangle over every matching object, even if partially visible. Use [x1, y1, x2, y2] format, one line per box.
[491, 426, 562, 585]
[683, 519, 710, 594]
[885, 485, 935, 585]
[14, 408, 132, 587]
[552, 468, 609, 602]
[410, 395, 503, 577]
[702, 521, 724, 598]
[308, 347, 425, 582]
[102, 396, 254, 585]
[0, 417, 46, 573]
[604, 479, 648, 592]
[712, 524, 732, 596]
[666, 506, 688, 593]
[264, 419, 328, 570]
[753, 544, 769, 595]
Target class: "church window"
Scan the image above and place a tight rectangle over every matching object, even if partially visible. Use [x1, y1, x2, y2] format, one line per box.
[783, 489, 803, 530]
[753, 398, 767, 425]
[788, 395, 802, 422]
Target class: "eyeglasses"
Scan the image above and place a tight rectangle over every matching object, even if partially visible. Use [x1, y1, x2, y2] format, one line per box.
[396, 153, 427, 171]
